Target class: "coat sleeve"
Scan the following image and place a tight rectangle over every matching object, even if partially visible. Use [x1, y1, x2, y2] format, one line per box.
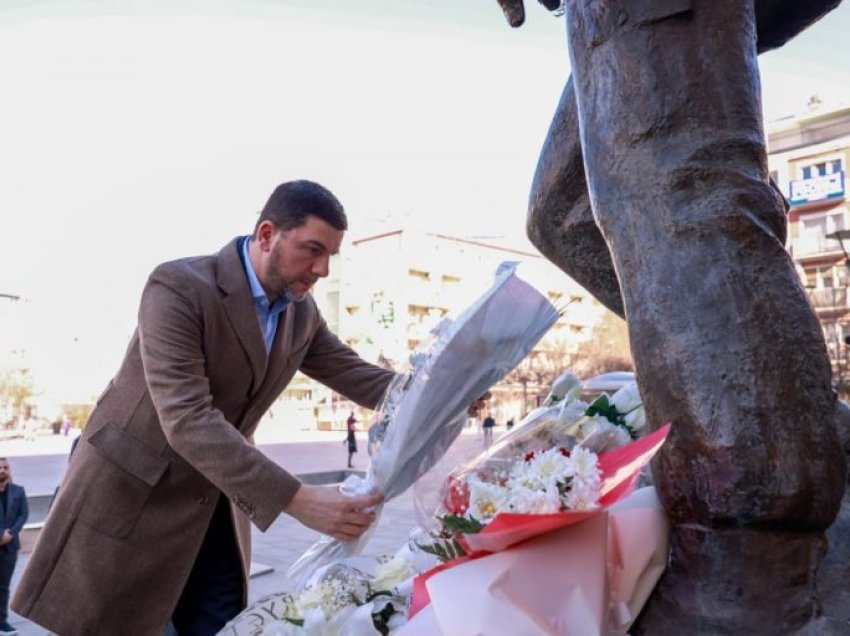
[138, 266, 301, 531]
[299, 317, 397, 409]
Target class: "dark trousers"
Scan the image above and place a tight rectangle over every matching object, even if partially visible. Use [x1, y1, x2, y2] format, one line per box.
[0, 548, 17, 623]
[171, 495, 243, 635]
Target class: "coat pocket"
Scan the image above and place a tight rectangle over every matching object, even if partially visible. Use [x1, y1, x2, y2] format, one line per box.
[77, 423, 169, 538]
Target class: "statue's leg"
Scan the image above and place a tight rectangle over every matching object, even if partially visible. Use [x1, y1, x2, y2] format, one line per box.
[527, 76, 624, 317]
[563, 0, 846, 632]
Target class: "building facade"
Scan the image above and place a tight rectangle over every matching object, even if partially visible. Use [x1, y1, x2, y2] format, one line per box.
[292, 228, 615, 429]
[768, 102, 850, 390]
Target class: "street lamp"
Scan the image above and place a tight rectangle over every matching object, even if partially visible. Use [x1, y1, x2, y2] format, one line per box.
[826, 229, 850, 268]
[825, 230, 850, 395]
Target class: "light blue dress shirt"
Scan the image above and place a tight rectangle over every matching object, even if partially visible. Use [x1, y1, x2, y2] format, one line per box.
[240, 236, 290, 352]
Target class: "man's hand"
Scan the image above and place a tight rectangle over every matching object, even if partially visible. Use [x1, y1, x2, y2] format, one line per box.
[284, 484, 384, 542]
[496, 0, 563, 28]
[0, 529, 12, 546]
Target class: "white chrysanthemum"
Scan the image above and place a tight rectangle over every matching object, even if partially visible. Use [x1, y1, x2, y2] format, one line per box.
[512, 447, 572, 491]
[569, 446, 600, 481]
[295, 579, 356, 621]
[561, 446, 601, 510]
[507, 483, 561, 514]
[467, 476, 510, 522]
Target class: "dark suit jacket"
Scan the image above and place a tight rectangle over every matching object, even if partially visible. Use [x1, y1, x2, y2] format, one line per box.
[0, 483, 28, 553]
[13, 237, 396, 636]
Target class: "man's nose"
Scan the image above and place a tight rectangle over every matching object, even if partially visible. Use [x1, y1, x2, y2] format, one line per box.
[312, 255, 330, 278]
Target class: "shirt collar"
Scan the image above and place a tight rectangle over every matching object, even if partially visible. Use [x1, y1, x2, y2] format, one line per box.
[240, 236, 290, 315]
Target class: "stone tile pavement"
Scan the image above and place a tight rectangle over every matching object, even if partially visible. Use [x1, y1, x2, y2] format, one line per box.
[3, 425, 492, 634]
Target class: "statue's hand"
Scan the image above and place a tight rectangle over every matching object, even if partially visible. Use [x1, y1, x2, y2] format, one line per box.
[496, 0, 562, 28]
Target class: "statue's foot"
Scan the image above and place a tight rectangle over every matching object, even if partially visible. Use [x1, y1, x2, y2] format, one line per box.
[635, 524, 827, 635]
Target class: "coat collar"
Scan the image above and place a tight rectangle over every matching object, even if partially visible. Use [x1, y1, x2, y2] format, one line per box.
[216, 237, 268, 390]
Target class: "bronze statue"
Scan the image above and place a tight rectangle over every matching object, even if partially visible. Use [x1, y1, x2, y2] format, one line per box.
[498, 0, 848, 632]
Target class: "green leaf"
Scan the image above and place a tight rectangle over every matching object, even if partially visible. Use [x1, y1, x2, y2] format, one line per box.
[414, 536, 470, 563]
[440, 514, 485, 535]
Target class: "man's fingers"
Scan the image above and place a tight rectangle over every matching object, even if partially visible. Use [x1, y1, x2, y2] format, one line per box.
[538, 0, 562, 11]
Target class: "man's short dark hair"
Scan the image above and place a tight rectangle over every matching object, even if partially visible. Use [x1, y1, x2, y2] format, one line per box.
[254, 180, 348, 235]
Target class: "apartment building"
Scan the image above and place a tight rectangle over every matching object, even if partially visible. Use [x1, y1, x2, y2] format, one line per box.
[768, 101, 850, 386]
[295, 228, 612, 429]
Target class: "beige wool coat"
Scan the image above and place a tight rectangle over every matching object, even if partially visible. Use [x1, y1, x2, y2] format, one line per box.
[12, 238, 395, 636]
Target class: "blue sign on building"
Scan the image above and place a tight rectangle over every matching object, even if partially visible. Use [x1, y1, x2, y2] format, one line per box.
[789, 171, 845, 205]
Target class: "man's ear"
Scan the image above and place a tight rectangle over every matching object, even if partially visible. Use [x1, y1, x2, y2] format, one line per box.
[256, 220, 278, 251]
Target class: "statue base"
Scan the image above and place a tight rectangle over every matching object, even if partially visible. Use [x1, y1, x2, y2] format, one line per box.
[634, 524, 828, 634]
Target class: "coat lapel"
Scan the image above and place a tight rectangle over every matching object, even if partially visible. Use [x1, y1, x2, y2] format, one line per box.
[217, 238, 267, 394]
[261, 299, 304, 394]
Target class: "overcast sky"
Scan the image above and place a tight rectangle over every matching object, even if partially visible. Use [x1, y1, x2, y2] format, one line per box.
[2, 0, 849, 403]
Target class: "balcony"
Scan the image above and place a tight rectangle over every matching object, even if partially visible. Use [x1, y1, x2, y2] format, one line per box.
[809, 287, 849, 311]
[789, 171, 845, 206]
[792, 233, 843, 258]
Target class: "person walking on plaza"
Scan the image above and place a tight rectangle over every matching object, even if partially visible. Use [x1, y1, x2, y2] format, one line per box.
[0, 458, 28, 636]
[345, 411, 358, 468]
[12, 181, 396, 636]
[482, 413, 496, 449]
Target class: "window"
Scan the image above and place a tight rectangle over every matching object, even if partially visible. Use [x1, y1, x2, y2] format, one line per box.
[800, 158, 844, 180]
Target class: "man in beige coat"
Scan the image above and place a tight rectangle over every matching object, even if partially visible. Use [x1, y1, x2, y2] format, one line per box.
[12, 181, 395, 635]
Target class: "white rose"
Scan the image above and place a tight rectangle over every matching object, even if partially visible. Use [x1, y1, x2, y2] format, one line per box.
[373, 556, 415, 592]
[547, 371, 582, 403]
[611, 382, 643, 414]
[624, 405, 647, 431]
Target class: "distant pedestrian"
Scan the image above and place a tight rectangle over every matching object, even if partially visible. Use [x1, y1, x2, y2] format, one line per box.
[0, 457, 28, 636]
[506, 417, 515, 431]
[346, 411, 358, 468]
[482, 414, 496, 449]
[62, 416, 71, 437]
[22, 417, 36, 443]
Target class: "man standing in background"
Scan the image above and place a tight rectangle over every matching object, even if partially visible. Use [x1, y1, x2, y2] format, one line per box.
[0, 458, 28, 636]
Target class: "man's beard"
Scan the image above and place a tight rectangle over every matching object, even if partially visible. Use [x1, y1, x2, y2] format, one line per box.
[284, 284, 312, 303]
[269, 242, 315, 302]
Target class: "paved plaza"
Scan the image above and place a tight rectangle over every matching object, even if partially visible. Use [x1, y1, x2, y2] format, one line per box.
[0, 422, 490, 635]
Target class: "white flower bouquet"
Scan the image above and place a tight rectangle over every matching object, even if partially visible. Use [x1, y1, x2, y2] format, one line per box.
[287, 263, 560, 583]
[225, 373, 671, 635]
[221, 536, 439, 636]
[411, 370, 650, 528]
[401, 372, 672, 635]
